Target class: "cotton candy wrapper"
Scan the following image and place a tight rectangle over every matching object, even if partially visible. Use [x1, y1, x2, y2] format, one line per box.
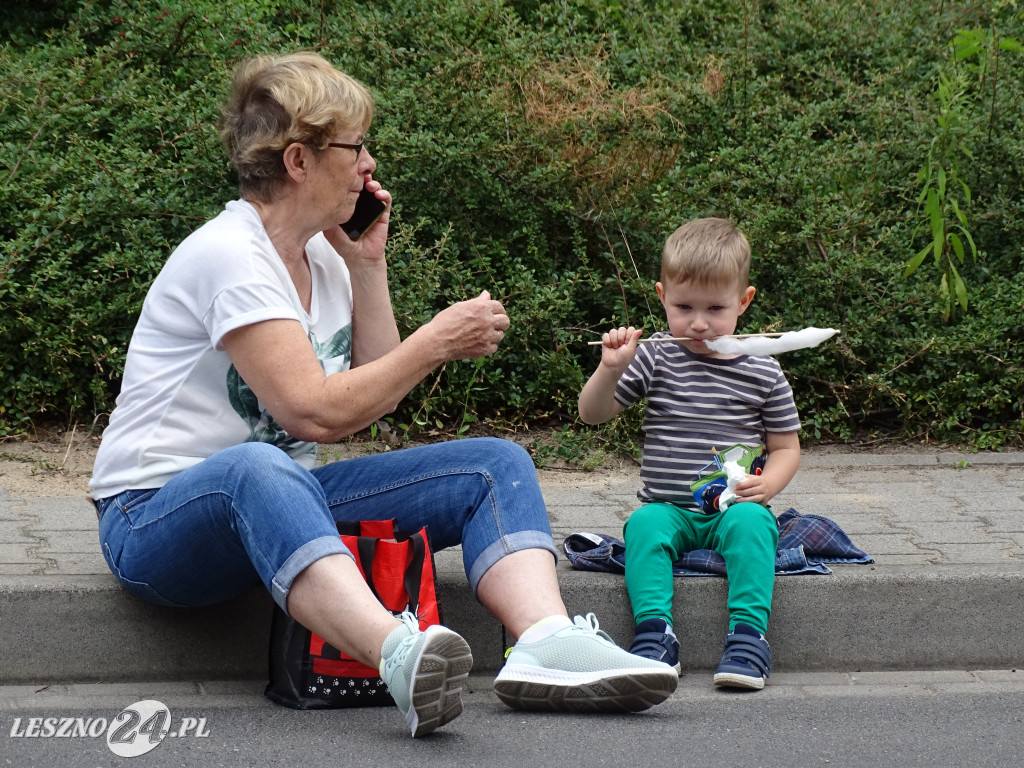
[715, 460, 749, 512]
[706, 327, 839, 355]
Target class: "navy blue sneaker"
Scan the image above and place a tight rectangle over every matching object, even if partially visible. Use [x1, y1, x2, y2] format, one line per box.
[628, 618, 681, 674]
[713, 623, 771, 690]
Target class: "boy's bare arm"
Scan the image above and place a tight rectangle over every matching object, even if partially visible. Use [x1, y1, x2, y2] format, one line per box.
[578, 326, 642, 425]
[734, 430, 801, 506]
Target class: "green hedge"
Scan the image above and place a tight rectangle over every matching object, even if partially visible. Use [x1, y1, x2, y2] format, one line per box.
[1, 0, 1022, 451]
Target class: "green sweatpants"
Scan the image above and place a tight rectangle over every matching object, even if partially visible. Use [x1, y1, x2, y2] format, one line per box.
[623, 501, 779, 634]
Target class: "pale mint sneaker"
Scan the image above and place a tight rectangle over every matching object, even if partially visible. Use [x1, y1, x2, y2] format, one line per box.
[493, 613, 679, 713]
[379, 612, 474, 737]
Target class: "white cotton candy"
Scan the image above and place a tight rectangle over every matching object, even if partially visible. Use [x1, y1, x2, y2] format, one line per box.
[716, 460, 749, 511]
[706, 327, 839, 356]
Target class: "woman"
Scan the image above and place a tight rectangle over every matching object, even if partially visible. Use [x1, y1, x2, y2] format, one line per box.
[90, 52, 676, 737]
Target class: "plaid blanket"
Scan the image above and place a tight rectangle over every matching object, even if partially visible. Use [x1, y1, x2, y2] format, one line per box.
[563, 507, 873, 577]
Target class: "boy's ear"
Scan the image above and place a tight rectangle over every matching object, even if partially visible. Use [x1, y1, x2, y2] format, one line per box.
[737, 285, 756, 315]
[655, 282, 666, 303]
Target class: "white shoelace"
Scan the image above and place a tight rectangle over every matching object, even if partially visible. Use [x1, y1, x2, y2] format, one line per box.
[381, 611, 422, 678]
[572, 612, 615, 644]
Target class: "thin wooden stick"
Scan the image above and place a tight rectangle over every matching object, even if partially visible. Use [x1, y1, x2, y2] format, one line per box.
[587, 332, 788, 346]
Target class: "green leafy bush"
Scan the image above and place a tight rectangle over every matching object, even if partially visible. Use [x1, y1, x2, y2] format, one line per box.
[1, 0, 1022, 453]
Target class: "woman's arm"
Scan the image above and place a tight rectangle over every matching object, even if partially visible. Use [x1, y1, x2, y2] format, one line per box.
[222, 291, 508, 444]
[321, 179, 402, 367]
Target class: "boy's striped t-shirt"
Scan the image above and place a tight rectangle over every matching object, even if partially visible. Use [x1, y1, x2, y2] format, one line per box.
[613, 332, 800, 509]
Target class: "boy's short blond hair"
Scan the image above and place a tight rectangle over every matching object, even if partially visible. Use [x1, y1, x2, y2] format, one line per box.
[661, 217, 751, 289]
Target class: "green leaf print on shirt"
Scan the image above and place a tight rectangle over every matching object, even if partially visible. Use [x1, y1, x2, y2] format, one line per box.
[226, 324, 352, 450]
[311, 323, 352, 369]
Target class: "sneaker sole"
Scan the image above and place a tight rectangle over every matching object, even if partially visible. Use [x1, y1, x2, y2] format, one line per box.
[405, 627, 474, 737]
[713, 671, 766, 690]
[493, 665, 678, 713]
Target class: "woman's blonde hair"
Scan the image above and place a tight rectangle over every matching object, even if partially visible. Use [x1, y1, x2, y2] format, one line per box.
[661, 217, 751, 289]
[220, 51, 374, 201]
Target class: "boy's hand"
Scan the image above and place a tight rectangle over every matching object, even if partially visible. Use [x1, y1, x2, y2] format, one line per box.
[732, 473, 775, 506]
[578, 326, 641, 425]
[600, 326, 642, 371]
[732, 432, 801, 506]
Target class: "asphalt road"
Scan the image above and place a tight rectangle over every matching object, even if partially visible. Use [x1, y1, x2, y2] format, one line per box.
[4, 671, 1023, 767]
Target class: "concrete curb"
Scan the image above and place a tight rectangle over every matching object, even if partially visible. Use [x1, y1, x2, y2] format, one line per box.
[2, 451, 1023, 682]
[3, 559, 1023, 682]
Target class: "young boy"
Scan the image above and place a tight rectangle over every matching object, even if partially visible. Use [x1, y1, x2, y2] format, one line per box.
[578, 217, 801, 690]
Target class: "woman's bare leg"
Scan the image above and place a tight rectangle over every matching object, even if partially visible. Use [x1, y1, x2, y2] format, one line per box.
[476, 549, 568, 639]
[286, 553, 400, 667]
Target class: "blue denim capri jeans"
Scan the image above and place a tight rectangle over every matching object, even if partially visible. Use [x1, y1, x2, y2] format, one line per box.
[96, 437, 556, 614]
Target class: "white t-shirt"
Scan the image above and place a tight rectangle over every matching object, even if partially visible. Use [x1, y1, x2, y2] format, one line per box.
[90, 200, 353, 499]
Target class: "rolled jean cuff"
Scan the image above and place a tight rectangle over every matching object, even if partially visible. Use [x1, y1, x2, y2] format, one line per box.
[468, 531, 558, 595]
[271, 535, 352, 613]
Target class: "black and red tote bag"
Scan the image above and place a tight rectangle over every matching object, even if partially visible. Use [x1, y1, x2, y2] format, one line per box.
[265, 519, 441, 709]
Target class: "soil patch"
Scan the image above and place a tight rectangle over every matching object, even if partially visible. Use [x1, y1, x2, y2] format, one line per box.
[0, 424, 950, 499]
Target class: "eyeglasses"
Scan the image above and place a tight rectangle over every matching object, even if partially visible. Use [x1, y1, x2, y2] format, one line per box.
[326, 140, 365, 157]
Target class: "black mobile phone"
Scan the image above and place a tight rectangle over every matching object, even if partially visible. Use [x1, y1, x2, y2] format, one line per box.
[340, 185, 387, 241]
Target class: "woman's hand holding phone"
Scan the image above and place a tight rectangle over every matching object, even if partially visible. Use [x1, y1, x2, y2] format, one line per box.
[323, 179, 390, 272]
[341, 184, 387, 241]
